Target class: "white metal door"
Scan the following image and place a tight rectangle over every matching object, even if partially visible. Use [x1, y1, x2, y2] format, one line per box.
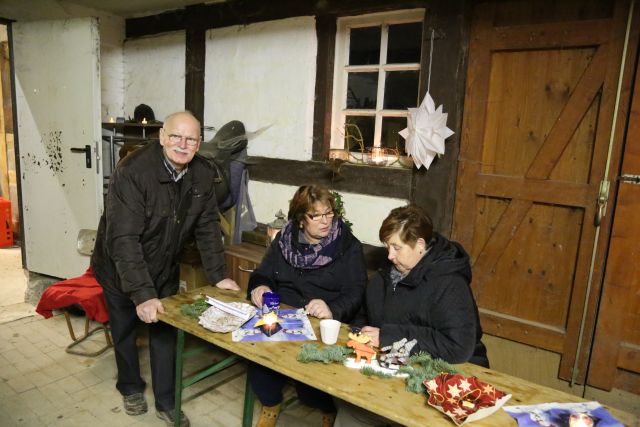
[14, 18, 102, 278]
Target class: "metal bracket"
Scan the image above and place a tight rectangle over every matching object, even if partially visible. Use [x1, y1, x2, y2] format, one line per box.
[619, 174, 640, 184]
[594, 180, 610, 227]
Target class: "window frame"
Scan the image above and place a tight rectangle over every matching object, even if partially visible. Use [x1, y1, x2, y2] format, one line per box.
[330, 8, 426, 152]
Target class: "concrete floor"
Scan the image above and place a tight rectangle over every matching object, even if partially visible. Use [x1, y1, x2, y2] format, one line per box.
[0, 247, 322, 426]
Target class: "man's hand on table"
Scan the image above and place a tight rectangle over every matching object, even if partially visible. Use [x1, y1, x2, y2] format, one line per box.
[136, 298, 165, 323]
[215, 278, 240, 291]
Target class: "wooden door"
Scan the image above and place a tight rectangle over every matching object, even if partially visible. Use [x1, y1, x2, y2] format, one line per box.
[13, 18, 103, 278]
[587, 53, 640, 393]
[452, 0, 631, 383]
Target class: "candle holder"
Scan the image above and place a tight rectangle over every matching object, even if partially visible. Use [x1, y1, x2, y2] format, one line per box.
[366, 147, 396, 167]
[255, 311, 283, 337]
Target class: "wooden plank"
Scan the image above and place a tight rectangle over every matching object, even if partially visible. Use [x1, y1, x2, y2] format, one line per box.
[526, 47, 607, 179]
[480, 309, 565, 353]
[311, 14, 336, 161]
[158, 287, 638, 427]
[452, 3, 495, 248]
[491, 19, 611, 50]
[618, 344, 640, 373]
[475, 174, 592, 207]
[246, 157, 412, 200]
[470, 198, 532, 295]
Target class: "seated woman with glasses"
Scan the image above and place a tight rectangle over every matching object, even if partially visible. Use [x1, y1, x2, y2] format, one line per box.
[247, 184, 367, 427]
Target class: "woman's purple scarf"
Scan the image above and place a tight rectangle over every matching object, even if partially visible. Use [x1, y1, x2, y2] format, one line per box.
[278, 218, 342, 269]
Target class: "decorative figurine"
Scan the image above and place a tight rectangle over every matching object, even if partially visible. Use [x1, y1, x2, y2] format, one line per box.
[346, 331, 376, 364]
[378, 338, 417, 369]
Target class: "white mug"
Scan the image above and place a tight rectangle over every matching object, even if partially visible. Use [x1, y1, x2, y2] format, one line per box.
[319, 319, 341, 345]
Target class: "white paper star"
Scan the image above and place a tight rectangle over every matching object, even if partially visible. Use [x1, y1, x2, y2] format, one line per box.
[399, 92, 454, 169]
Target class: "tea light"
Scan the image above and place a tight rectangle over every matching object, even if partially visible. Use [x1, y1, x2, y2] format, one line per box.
[368, 147, 388, 166]
[141, 117, 147, 125]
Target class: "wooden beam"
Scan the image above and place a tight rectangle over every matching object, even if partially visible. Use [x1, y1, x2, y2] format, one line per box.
[246, 157, 412, 199]
[491, 19, 612, 50]
[480, 309, 565, 353]
[475, 174, 593, 207]
[312, 14, 336, 161]
[413, 0, 472, 235]
[126, 0, 427, 38]
[184, 5, 206, 123]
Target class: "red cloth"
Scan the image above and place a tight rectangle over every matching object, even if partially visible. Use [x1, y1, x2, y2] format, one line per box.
[36, 266, 109, 323]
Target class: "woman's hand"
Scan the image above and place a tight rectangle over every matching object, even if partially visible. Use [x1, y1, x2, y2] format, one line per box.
[361, 326, 380, 347]
[305, 299, 333, 319]
[250, 285, 272, 308]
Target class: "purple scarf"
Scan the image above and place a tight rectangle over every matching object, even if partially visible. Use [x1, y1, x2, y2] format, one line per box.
[278, 218, 342, 269]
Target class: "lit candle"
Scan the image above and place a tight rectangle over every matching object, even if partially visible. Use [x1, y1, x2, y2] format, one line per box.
[108, 117, 115, 123]
[370, 147, 386, 165]
[141, 117, 147, 125]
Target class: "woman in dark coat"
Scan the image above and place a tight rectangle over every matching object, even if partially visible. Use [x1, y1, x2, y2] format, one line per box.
[334, 204, 488, 427]
[356, 203, 488, 366]
[247, 185, 367, 427]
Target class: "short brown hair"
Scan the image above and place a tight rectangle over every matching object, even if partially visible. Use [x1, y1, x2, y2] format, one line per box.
[379, 204, 433, 247]
[288, 185, 336, 226]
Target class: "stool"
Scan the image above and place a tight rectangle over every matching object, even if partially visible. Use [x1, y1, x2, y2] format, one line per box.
[63, 309, 112, 357]
[36, 266, 113, 357]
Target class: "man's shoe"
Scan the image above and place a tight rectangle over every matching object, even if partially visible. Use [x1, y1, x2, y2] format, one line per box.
[156, 409, 191, 427]
[123, 392, 148, 416]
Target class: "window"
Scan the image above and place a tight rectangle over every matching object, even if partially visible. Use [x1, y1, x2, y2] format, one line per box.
[330, 9, 425, 156]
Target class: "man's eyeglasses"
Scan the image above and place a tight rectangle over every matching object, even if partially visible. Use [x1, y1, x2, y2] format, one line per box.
[306, 211, 335, 222]
[164, 130, 200, 146]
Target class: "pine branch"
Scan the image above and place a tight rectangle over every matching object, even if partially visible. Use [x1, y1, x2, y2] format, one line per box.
[180, 298, 209, 319]
[297, 344, 353, 364]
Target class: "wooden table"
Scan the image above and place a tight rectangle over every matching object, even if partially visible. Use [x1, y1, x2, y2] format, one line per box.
[159, 287, 638, 427]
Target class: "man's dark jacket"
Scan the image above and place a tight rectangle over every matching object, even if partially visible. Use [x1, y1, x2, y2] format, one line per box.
[353, 232, 489, 367]
[247, 220, 366, 323]
[91, 142, 226, 305]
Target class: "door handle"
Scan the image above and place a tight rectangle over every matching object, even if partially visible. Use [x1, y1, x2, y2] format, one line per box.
[70, 145, 92, 168]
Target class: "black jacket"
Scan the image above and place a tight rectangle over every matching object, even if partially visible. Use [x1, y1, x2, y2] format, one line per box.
[247, 220, 366, 323]
[91, 142, 226, 305]
[353, 232, 489, 367]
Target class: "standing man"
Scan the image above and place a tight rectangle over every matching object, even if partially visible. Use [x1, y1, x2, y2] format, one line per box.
[91, 111, 239, 426]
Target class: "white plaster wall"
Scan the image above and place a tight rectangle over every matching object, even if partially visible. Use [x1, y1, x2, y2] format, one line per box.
[99, 15, 125, 121]
[123, 32, 185, 121]
[204, 17, 317, 160]
[248, 181, 408, 246]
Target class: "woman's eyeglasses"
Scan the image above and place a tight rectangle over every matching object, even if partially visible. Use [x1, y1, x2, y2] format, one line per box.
[306, 211, 335, 221]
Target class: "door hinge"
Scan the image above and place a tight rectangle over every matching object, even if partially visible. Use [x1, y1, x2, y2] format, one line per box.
[619, 174, 640, 184]
[594, 180, 610, 227]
